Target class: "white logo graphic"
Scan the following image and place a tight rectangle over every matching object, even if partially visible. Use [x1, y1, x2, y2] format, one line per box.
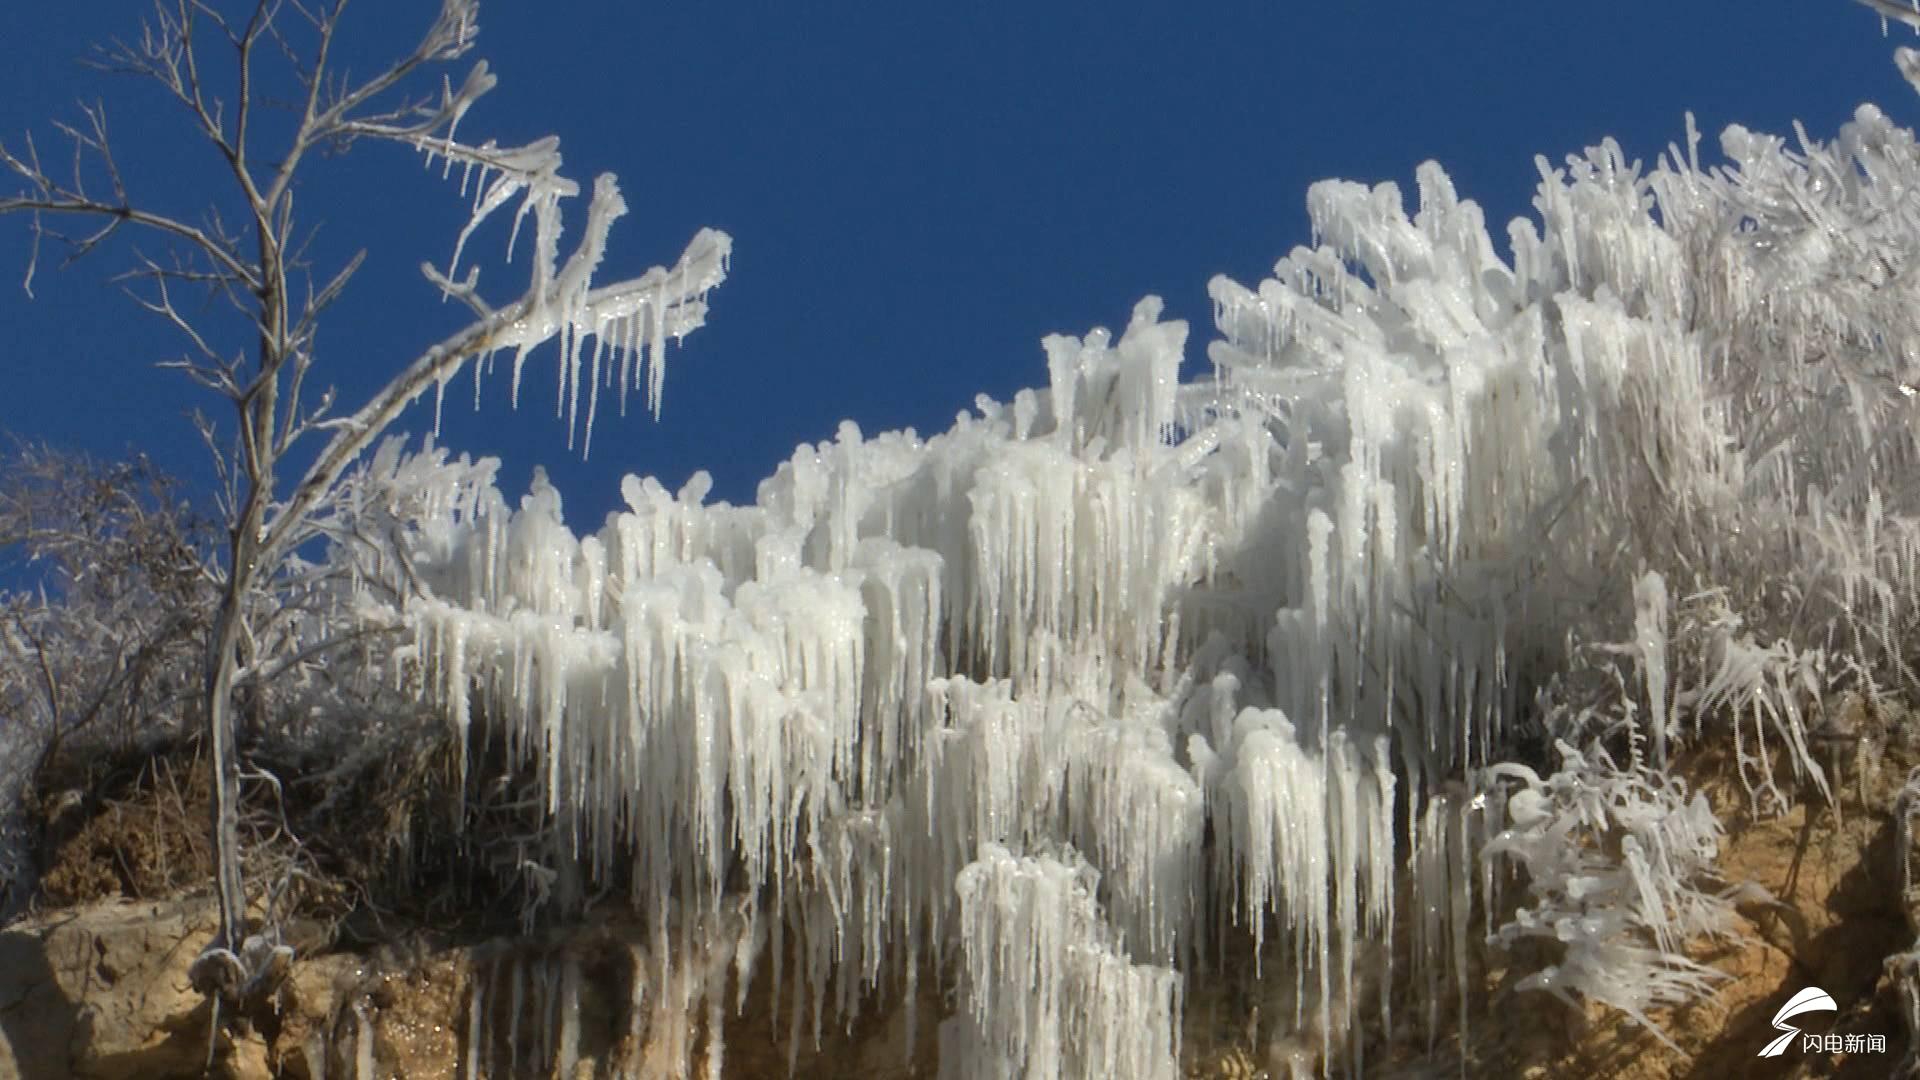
[1759, 986, 1837, 1058]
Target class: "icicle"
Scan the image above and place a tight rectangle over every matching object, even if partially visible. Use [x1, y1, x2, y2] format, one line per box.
[353, 999, 375, 1080]
[947, 845, 1182, 1080]
[505, 954, 524, 1074]
[465, 954, 489, 1080]
[1634, 571, 1670, 771]
[705, 978, 725, 1080]
[623, 941, 651, 1076]
[556, 953, 581, 1078]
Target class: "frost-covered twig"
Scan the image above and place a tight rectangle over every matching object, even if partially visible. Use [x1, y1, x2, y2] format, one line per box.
[1481, 742, 1741, 1050]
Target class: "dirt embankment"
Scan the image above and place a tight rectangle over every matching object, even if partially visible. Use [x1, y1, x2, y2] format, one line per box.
[5, 706, 1920, 1079]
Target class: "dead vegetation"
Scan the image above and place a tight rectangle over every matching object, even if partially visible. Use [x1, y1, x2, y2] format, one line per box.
[18, 705, 552, 959]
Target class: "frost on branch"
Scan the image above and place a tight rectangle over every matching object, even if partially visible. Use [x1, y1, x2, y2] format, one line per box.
[329, 48, 732, 462]
[412, 130, 732, 449]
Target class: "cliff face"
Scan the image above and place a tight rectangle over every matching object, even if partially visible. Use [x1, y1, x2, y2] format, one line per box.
[0, 897, 238, 1080]
[0, 896, 453, 1080]
[2, 726, 1916, 1080]
[0, 893, 938, 1080]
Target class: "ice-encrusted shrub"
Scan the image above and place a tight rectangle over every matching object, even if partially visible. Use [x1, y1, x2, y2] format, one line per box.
[1215, 58, 1920, 1038]
[1479, 651, 1764, 1040]
[1481, 736, 1737, 1048]
[1669, 587, 1835, 813]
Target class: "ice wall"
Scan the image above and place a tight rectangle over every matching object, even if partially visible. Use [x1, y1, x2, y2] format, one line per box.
[324, 93, 1920, 1075]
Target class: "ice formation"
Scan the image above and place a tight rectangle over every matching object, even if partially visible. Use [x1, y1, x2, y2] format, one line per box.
[1481, 740, 1735, 1049]
[316, 81, 1920, 1075]
[942, 845, 1183, 1080]
[327, 50, 734, 471]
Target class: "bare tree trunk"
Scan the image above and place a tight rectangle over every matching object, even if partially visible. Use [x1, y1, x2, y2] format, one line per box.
[205, 589, 249, 944]
[193, 499, 263, 997]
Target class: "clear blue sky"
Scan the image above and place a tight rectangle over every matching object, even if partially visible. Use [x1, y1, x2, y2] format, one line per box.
[0, 2, 1911, 526]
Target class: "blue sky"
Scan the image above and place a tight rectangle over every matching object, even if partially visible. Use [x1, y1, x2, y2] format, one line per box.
[0, 2, 1912, 527]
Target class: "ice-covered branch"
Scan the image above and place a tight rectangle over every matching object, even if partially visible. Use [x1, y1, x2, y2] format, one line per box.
[268, 213, 729, 565]
[3, 0, 732, 1018]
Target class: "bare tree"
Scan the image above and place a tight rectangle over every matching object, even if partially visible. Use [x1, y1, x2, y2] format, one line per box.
[0, 0, 730, 1004]
[0, 442, 215, 919]
[0, 441, 215, 762]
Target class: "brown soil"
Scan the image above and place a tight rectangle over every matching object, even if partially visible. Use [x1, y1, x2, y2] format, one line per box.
[36, 745, 216, 907]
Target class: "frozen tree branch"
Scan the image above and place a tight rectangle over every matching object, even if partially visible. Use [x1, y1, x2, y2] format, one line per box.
[0, 0, 727, 1012]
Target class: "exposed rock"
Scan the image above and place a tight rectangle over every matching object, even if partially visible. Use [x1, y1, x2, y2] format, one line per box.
[7, 719, 1920, 1078]
[0, 896, 265, 1080]
[0, 899, 939, 1080]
